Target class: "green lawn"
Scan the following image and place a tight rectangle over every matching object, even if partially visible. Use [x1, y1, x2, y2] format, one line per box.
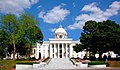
[0, 60, 15, 70]
[0, 60, 36, 70]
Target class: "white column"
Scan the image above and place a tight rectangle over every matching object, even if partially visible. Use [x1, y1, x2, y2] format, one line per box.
[66, 44, 68, 58]
[50, 44, 52, 58]
[62, 43, 64, 58]
[54, 43, 56, 58]
[58, 44, 59, 58]
[68, 44, 69, 58]
[35, 43, 40, 59]
[70, 44, 72, 58]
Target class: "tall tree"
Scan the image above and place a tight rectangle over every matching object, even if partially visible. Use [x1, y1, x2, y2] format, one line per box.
[18, 13, 43, 58]
[0, 13, 43, 59]
[80, 20, 120, 58]
[1, 14, 20, 60]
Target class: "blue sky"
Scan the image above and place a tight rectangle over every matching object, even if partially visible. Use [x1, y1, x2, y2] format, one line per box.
[0, 0, 120, 41]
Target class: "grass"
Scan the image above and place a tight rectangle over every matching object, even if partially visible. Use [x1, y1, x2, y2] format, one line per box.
[0, 60, 38, 70]
[88, 61, 106, 65]
[0, 60, 15, 70]
[108, 61, 120, 67]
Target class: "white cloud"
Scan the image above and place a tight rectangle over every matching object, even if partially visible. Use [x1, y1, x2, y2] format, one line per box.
[103, 1, 120, 17]
[81, 2, 103, 13]
[68, 21, 84, 29]
[0, 0, 38, 15]
[50, 28, 57, 32]
[68, 1, 120, 30]
[37, 5, 42, 9]
[38, 5, 70, 24]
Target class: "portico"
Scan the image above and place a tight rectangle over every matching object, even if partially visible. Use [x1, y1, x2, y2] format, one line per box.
[49, 43, 71, 58]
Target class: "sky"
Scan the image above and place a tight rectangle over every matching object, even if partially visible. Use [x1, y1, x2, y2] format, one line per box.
[0, 0, 120, 41]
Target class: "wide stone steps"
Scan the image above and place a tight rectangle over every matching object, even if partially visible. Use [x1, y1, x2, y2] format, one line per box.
[40, 58, 76, 69]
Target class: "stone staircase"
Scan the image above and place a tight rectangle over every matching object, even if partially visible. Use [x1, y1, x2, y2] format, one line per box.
[41, 58, 76, 69]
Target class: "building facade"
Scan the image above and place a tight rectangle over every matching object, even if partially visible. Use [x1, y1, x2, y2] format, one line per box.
[34, 25, 86, 59]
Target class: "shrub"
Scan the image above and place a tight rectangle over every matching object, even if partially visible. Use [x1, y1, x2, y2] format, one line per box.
[29, 57, 36, 61]
[16, 61, 38, 65]
[88, 61, 106, 65]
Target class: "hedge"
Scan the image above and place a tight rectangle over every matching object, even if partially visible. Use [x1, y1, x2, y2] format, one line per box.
[16, 61, 38, 65]
[88, 61, 106, 65]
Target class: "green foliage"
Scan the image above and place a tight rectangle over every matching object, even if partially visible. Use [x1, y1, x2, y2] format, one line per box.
[80, 20, 120, 56]
[0, 60, 16, 70]
[0, 30, 7, 59]
[73, 44, 83, 53]
[88, 61, 106, 65]
[16, 61, 38, 65]
[1, 14, 20, 60]
[17, 13, 43, 58]
[0, 13, 43, 59]
[1, 14, 19, 44]
[0, 46, 6, 59]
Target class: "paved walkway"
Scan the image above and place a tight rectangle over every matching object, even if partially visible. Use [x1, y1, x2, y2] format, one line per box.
[41, 58, 76, 69]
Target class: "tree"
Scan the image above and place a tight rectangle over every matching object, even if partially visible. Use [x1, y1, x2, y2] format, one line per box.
[0, 13, 43, 59]
[73, 44, 83, 53]
[19, 13, 43, 58]
[80, 20, 120, 58]
[1, 14, 20, 60]
[0, 30, 7, 59]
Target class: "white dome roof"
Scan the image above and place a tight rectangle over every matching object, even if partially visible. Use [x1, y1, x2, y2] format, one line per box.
[55, 25, 67, 34]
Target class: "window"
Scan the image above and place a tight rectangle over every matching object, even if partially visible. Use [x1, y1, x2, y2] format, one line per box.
[59, 35, 63, 38]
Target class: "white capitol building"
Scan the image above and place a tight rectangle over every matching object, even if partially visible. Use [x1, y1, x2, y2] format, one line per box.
[9, 25, 117, 59]
[34, 25, 86, 59]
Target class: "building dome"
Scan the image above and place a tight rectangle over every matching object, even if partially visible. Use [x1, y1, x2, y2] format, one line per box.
[55, 25, 67, 35]
[55, 25, 67, 39]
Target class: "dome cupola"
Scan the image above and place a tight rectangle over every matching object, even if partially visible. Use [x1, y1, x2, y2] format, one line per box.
[55, 25, 67, 34]
[55, 25, 67, 39]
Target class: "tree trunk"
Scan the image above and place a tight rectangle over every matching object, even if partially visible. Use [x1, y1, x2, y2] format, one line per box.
[27, 43, 31, 59]
[99, 51, 103, 61]
[13, 40, 16, 60]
